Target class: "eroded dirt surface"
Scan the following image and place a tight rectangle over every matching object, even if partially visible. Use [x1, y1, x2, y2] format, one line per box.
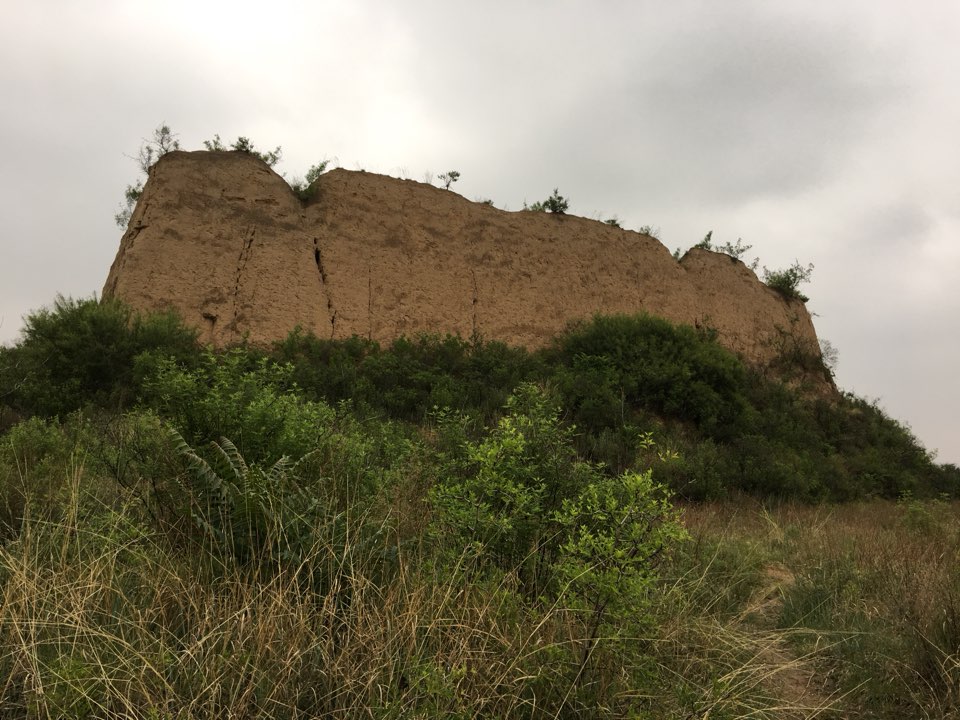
[738, 563, 841, 718]
[104, 151, 829, 386]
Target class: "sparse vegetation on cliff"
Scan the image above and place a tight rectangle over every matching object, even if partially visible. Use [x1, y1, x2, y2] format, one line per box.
[203, 133, 282, 167]
[438, 170, 460, 189]
[289, 159, 331, 201]
[118, 127, 337, 224]
[763, 260, 815, 302]
[526, 187, 570, 214]
[114, 124, 180, 227]
[694, 231, 760, 270]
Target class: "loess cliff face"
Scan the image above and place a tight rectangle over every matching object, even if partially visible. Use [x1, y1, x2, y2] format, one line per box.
[103, 151, 829, 384]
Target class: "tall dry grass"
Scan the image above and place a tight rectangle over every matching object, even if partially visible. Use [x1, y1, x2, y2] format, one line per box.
[0, 469, 558, 717]
[0, 464, 854, 719]
[683, 497, 960, 719]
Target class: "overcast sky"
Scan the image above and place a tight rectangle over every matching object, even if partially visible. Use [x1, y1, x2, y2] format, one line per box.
[1, 1, 957, 465]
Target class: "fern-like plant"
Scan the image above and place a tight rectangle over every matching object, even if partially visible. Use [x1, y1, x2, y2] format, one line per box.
[169, 428, 316, 564]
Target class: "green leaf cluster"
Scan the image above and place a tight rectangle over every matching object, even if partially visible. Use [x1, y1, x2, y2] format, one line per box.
[526, 188, 569, 214]
[429, 384, 686, 689]
[763, 261, 815, 302]
[0, 296, 197, 417]
[204, 134, 282, 166]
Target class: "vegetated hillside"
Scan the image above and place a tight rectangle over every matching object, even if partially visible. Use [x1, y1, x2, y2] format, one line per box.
[102, 150, 830, 393]
[0, 299, 952, 501]
[1, 298, 959, 717]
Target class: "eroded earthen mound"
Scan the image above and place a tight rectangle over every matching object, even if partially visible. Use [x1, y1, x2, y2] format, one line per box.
[103, 151, 827, 385]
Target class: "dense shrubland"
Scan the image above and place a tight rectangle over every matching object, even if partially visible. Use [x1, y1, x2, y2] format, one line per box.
[1, 297, 957, 717]
[2, 297, 954, 502]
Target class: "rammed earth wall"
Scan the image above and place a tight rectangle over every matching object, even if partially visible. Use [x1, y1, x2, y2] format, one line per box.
[104, 151, 827, 383]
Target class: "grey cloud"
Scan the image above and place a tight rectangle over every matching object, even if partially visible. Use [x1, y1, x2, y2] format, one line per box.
[0, 1, 956, 464]
[856, 204, 934, 250]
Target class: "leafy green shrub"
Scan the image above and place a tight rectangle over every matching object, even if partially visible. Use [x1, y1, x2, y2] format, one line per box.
[429, 384, 586, 595]
[526, 188, 569, 214]
[273, 329, 539, 424]
[639, 224, 661, 239]
[652, 437, 728, 500]
[272, 329, 376, 404]
[358, 335, 537, 422]
[2, 296, 199, 417]
[290, 160, 331, 200]
[554, 468, 686, 667]
[429, 384, 686, 697]
[728, 434, 824, 499]
[549, 314, 748, 438]
[694, 230, 714, 250]
[0, 416, 92, 536]
[430, 384, 684, 599]
[138, 348, 333, 466]
[763, 261, 814, 302]
[204, 134, 282, 166]
[7, 289, 951, 505]
[693, 232, 758, 269]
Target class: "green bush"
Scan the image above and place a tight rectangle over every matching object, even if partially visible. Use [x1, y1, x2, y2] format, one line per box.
[6, 294, 950, 504]
[290, 160, 331, 200]
[429, 384, 684, 600]
[526, 188, 569, 214]
[273, 329, 539, 424]
[429, 384, 587, 595]
[204, 134, 281, 166]
[652, 437, 728, 500]
[138, 348, 333, 466]
[763, 261, 814, 302]
[554, 466, 687, 664]
[549, 314, 748, 438]
[361, 335, 538, 422]
[429, 383, 686, 698]
[1, 296, 199, 418]
[272, 328, 375, 405]
[0, 416, 92, 537]
[268, 315, 955, 501]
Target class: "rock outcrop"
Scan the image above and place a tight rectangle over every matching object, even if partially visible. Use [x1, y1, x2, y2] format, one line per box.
[103, 151, 827, 382]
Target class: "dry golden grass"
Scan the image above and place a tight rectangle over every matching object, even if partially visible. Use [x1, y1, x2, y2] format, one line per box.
[3, 463, 958, 719]
[0, 464, 607, 718]
[681, 497, 960, 719]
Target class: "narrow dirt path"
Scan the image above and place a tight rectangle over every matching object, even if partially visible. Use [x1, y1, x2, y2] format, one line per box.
[736, 563, 839, 717]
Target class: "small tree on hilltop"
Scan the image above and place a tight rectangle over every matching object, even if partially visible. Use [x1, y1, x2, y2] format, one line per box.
[137, 124, 179, 174]
[438, 170, 460, 190]
[694, 230, 713, 250]
[638, 224, 660, 240]
[115, 124, 180, 227]
[231, 136, 282, 167]
[692, 231, 759, 270]
[290, 160, 332, 201]
[203, 134, 227, 151]
[527, 188, 569, 214]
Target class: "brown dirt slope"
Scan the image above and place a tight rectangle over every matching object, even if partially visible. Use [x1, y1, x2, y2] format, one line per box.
[103, 151, 828, 382]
